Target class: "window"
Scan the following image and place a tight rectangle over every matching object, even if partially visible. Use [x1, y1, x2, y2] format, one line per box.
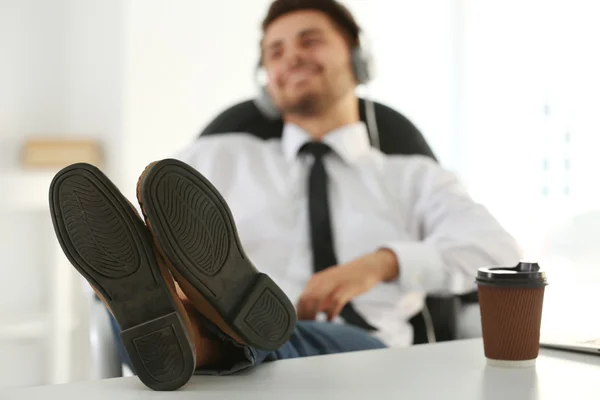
[459, 0, 600, 262]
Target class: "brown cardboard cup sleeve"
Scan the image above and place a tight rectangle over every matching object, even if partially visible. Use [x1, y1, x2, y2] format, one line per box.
[476, 262, 548, 367]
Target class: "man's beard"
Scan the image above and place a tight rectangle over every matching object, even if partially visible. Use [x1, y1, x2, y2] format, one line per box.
[275, 66, 355, 117]
[278, 91, 332, 117]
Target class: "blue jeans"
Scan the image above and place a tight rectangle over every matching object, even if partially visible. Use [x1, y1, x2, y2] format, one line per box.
[109, 311, 386, 375]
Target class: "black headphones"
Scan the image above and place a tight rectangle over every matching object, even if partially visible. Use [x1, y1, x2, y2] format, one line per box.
[253, 38, 373, 119]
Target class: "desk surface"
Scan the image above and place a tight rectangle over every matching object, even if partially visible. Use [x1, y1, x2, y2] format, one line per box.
[4, 339, 600, 400]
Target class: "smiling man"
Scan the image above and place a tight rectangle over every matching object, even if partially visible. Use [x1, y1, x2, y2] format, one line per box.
[173, 0, 521, 346]
[52, 0, 522, 391]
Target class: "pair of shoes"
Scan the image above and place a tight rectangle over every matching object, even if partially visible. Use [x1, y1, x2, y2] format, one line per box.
[49, 159, 296, 391]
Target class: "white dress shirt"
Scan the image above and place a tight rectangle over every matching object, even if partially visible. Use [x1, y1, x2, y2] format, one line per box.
[174, 121, 522, 347]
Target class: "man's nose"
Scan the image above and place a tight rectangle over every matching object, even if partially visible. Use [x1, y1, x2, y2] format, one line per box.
[284, 47, 306, 69]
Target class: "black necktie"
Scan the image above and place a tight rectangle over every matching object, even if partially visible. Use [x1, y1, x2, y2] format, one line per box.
[300, 141, 377, 332]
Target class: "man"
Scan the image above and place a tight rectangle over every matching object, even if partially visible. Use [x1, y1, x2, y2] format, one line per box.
[49, 0, 521, 392]
[176, 0, 522, 345]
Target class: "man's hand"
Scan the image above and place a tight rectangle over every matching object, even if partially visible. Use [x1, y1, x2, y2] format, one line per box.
[296, 248, 399, 321]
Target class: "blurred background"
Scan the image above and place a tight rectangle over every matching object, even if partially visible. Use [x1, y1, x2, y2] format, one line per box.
[1, 0, 600, 389]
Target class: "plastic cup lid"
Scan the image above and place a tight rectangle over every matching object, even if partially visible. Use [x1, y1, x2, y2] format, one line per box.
[476, 261, 548, 288]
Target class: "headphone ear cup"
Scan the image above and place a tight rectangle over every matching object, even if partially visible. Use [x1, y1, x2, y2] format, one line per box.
[351, 46, 371, 85]
[254, 84, 281, 120]
[254, 65, 281, 119]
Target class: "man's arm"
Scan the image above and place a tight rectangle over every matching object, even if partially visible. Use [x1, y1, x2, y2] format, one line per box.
[296, 156, 523, 320]
[381, 157, 523, 296]
[296, 156, 522, 321]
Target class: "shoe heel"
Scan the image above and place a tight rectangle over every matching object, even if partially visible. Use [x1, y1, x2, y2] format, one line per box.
[232, 273, 297, 351]
[120, 312, 195, 391]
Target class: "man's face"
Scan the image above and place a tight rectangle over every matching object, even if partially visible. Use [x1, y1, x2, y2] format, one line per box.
[261, 10, 356, 116]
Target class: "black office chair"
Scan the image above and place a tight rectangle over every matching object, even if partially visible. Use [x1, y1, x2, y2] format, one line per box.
[198, 98, 479, 344]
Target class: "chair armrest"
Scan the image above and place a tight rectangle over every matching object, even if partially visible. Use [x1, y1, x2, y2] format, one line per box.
[425, 296, 460, 342]
[422, 290, 480, 342]
[89, 298, 123, 379]
[457, 303, 482, 339]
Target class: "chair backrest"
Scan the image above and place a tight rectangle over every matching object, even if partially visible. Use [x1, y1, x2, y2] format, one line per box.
[199, 98, 437, 160]
[198, 98, 461, 344]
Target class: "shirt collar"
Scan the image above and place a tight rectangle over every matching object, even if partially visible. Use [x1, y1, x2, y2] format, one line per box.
[281, 121, 371, 164]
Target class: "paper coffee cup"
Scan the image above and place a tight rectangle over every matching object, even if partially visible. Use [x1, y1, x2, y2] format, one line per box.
[476, 262, 548, 367]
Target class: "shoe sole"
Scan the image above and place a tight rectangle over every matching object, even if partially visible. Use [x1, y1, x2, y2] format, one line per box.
[49, 163, 195, 391]
[137, 158, 296, 351]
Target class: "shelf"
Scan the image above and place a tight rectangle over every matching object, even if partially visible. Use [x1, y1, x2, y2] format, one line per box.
[1, 167, 89, 384]
[0, 313, 80, 341]
[0, 169, 57, 211]
[0, 314, 49, 340]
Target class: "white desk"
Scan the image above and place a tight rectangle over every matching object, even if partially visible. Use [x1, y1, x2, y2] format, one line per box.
[4, 339, 600, 399]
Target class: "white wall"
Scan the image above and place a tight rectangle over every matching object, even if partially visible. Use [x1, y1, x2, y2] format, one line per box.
[345, 0, 461, 168]
[121, 0, 271, 199]
[460, 0, 600, 256]
[0, 0, 123, 174]
[0, 0, 70, 168]
[63, 0, 124, 178]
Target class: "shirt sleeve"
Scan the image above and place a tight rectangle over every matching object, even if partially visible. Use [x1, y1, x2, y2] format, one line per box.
[381, 157, 523, 295]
